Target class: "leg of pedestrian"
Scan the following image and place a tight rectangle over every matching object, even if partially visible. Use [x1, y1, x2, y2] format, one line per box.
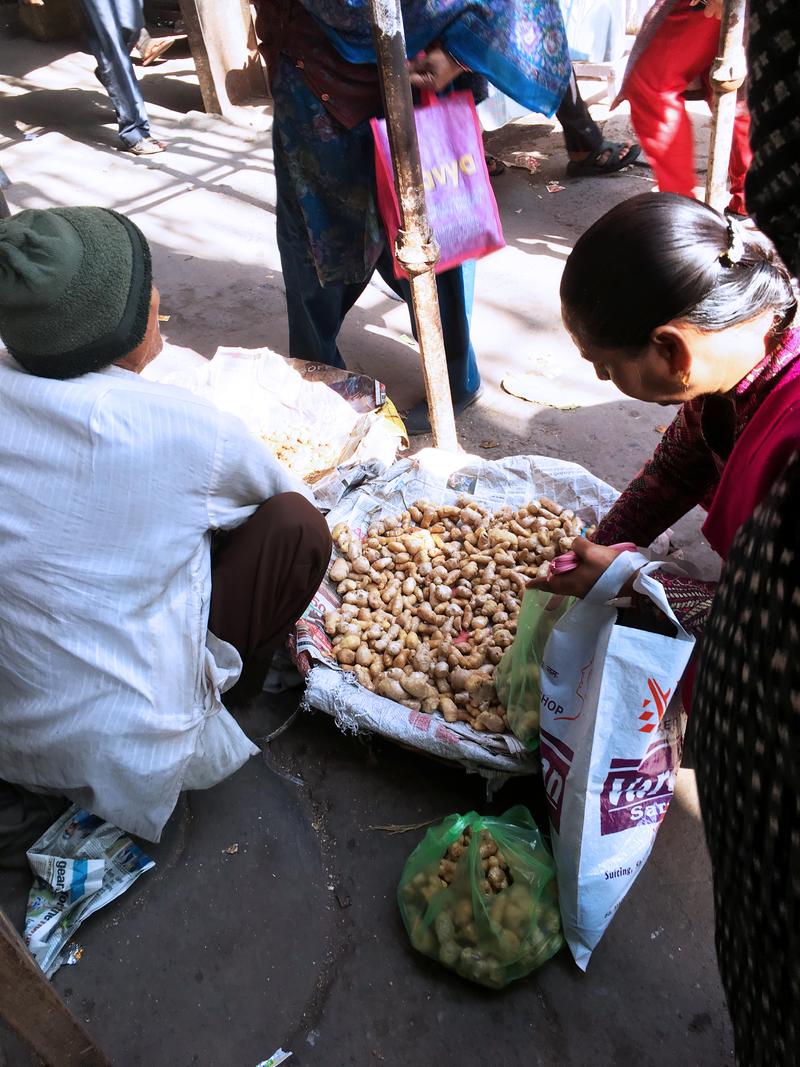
[559, 67, 640, 176]
[375, 251, 482, 435]
[78, 0, 165, 153]
[625, 1, 720, 197]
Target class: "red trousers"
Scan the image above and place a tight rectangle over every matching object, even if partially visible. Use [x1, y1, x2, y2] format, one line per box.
[625, 0, 752, 215]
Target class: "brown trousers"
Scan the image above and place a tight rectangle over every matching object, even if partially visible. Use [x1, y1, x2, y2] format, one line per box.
[209, 492, 331, 704]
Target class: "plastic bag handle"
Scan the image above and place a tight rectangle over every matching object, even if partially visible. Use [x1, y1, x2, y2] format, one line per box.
[549, 542, 637, 576]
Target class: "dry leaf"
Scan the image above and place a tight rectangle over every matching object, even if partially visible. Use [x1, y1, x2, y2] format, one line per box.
[369, 816, 443, 835]
[479, 439, 499, 449]
[223, 842, 239, 855]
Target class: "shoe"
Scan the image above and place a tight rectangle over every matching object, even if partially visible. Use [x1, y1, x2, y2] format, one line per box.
[403, 384, 484, 436]
[124, 137, 166, 156]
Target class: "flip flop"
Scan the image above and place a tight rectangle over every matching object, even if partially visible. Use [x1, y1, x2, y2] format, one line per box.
[138, 34, 185, 66]
[565, 140, 641, 178]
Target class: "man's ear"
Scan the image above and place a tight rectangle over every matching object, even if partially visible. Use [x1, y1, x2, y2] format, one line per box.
[650, 323, 693, 386]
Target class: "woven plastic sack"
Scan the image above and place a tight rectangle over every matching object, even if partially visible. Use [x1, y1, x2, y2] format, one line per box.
[495, 590, 576, 751]
[397, 807, 562, 988]
[372, 90, 505, 279]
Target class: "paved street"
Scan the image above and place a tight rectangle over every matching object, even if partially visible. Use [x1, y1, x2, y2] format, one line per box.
[0, 13, 731, 1065]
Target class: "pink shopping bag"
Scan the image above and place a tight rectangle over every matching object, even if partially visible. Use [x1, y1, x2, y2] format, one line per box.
[371, 90, 505, 279]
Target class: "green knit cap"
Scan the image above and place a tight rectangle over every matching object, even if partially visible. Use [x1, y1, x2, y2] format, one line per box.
[0, 206, 152, 379]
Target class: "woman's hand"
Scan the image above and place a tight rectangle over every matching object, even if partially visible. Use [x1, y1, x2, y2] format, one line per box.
[408, 48, 465, 93]
[527, 537, 639, 599]
[689, 0, 724, 18]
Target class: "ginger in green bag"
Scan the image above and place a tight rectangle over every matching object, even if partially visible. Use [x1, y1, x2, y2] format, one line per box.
[494, 589, 575, 749]
[397, 807, 563, 988]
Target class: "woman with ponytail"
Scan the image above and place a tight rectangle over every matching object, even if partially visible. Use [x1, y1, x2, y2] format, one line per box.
[548, 191, 800, 1066]
[533, 191, 799, 637]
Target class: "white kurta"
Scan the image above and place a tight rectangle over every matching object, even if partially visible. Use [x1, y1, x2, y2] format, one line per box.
[0, 354, 310, 841]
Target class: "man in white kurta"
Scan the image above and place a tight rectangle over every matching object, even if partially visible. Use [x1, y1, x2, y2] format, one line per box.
[0, 206, 330, 841]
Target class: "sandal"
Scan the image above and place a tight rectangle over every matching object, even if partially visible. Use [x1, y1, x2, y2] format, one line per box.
[138, 34, 185, 66]
[485, 153, 506, 177]
[566, 140, 641, 178]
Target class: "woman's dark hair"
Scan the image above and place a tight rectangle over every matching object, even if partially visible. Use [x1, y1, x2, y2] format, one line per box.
[560, 193, 797, 351]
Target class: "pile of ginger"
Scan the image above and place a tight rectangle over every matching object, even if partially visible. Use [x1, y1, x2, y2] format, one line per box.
[324, 495, 585, 735]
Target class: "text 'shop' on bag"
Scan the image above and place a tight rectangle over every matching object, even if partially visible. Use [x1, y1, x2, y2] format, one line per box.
[538, 551, 695, 970]
[371, 90, 505, 279]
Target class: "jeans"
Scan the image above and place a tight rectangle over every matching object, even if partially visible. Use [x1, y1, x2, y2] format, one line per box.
[79, 0, 150, 147]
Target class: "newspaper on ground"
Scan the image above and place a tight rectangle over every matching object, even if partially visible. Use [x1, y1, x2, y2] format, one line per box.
[292, 448, 620, 779]
[25, 805, 155, 978]
[255, 1051, 293, 1067]
[143, 343, 406, 511]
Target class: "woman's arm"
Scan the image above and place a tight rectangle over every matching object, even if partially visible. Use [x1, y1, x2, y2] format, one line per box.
[594, 400, 719, 547]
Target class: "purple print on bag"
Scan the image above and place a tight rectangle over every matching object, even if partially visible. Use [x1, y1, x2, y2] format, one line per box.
[371, 91, 504, 279]
[540, 728, 574, 833]
[599, 733, 680, 836]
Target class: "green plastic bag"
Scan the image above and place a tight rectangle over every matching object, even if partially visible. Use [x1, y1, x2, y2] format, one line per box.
[494, 589, 575, 750]
[397, 806, 563, 988]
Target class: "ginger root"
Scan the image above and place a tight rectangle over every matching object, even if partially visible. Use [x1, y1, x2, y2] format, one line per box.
[324, 495, 582, 735]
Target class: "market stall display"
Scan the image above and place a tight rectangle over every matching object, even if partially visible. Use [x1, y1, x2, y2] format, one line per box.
[324, 495, 587, 736]
[143, 343, 406, 510]
[398, 807, 562, 988]
[295, 449, 619, 777]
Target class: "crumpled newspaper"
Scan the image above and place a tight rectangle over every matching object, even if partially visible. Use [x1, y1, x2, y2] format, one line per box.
[24, 805, 154, 978]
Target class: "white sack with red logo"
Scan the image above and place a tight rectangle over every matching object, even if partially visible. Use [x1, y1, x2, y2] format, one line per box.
[539, 551, 695, 970]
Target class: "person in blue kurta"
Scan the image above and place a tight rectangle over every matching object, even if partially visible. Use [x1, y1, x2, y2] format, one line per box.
[253, 0, 571, 434]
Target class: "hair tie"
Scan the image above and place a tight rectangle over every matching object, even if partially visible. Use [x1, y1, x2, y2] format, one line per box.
[719, 216, 745, 267]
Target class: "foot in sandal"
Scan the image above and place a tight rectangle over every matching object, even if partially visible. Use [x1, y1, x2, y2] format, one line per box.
[135, 32, 185, 66]
[566, 140, 641, 177]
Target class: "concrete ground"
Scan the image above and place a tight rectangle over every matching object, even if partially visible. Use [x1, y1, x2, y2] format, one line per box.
[1, 10, 731, 1066]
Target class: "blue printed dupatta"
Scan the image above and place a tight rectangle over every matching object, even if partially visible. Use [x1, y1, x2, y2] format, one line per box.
[299, 0, 572, 117]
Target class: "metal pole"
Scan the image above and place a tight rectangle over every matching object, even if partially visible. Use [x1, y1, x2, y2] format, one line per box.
[704, 0, 747, 212]
[368, 0, 459, 450]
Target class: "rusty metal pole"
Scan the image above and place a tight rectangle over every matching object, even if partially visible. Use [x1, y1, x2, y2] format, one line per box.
[704, 0, 748, 212]
[367, 0, 458, 450]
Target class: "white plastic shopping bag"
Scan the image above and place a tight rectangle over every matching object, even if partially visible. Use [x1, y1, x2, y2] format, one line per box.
[539, 551, 695, 969]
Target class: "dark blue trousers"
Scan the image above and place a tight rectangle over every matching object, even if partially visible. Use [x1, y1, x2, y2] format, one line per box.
[79, 0, 150, 147]
[274, 132, 481, 400]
